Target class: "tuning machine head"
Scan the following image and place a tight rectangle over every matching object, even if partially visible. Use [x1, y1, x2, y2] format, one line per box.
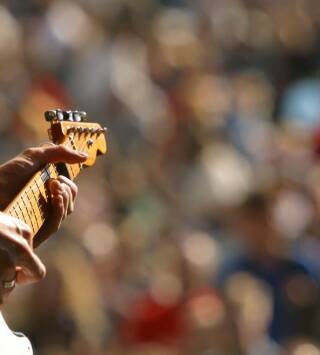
[44, 110, 57, 122]
[73, 111, 87, 122]
[45, 109, 87, 122]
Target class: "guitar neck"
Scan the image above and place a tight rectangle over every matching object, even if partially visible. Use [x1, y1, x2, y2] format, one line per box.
[2, 110, 108, 238]
[3, 162, 80, 238]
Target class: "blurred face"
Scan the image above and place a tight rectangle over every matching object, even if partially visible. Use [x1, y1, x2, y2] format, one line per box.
[232, 208, 271, 251]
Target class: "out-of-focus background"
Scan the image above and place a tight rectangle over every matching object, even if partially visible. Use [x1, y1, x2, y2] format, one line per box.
[3, 0, 320, 354]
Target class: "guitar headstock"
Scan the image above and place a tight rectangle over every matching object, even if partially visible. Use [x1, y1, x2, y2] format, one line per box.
[46, 109, 107, 171]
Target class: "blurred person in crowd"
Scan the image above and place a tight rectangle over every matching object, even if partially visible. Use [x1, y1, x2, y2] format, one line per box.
[0, 0, 320, 354]
[0, 144, 86, 353]
[24, 243, 107, 355]
[114, 231, 242, 355]
[224, 272, 281, 355]
[219, 192, 320, 345]
[284, 339, 320, 355]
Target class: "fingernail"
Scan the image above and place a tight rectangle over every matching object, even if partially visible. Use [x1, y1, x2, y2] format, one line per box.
[79, 152, 88, 158]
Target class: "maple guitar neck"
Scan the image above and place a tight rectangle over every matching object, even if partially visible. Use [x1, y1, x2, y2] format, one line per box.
[4, 162, 79, 238]
[3, 109, 107, 239]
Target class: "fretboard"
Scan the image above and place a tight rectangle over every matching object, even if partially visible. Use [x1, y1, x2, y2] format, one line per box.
[4, 163, 69, 237]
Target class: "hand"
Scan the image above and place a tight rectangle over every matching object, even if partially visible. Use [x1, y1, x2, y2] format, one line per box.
[0, 212, 46, 304]
[0, 145, 87, 247]
[34, 175, 79, 248]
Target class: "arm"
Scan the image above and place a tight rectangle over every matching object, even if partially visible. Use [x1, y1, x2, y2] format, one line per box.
[0, 145, 87, 303]
[0, 212, 44, 304]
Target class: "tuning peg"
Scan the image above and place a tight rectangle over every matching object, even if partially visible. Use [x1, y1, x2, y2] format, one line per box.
[45, 110, 57, 121]
[72, 110, 86, 122]
[98, 127, 107, 134]
[64, 110, 74, 121]
[73, 111, 81, 122]
[79, 111, 87, 121]
[56, 109, 64, 121]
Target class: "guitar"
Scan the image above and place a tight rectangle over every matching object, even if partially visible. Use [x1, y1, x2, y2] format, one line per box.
[0, 109, 107, 354]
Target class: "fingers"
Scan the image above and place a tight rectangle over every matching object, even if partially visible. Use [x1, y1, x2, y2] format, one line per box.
[58, 175, 78, 200]
[0, 214, 46, 286]
[48, 177, 77, 215]
[34, 194, 64, 248]
[23, 145, 88, 170]
[34, 176, 78, 248]
[57, 176, 78, 215]
[6, 221, 45, 281]
[16, 246, 46, 283]
[10, 217, 33, 247]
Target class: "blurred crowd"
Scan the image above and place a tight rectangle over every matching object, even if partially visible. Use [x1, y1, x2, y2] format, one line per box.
[2, 0, 320, 354]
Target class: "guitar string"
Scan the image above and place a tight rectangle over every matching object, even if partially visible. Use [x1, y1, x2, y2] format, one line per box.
[25, 131, 88, 199]
[9, 132, 91, 230]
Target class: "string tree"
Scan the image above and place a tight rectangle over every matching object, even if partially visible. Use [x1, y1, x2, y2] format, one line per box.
[87, 138, 94, 148]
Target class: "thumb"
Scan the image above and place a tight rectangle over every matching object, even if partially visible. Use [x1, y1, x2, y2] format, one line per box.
[23, 145, 88, 168]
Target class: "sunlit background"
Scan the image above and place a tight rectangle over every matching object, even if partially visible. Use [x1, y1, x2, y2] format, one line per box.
[2, 0, 320, 354]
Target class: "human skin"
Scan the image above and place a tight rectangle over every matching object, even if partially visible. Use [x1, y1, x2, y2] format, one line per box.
[0, 145, 87, 303]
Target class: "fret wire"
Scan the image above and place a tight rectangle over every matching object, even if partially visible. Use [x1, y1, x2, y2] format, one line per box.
[16, 200, 27, 226]
[25, 195, 45, 221]
[13, 205, 18, 214]
[21, 193, 36, 234]
[9, 137, 82, 230]
[51, 163, 59, 176]
[29, 183, 45, 222]
[9, 205, 19, 218]
[18, 198, 28, 225]
[25, 188, 40, 230]
[13, 203, 23, 220]
[10, 137, 84, 226]
[44, 167, 51, 180]
[12, 205, 18, 218]
[34, 171, 49, 201]
[29, 175, 47, 221]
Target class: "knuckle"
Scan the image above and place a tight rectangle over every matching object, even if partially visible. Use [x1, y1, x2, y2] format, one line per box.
[18, 238, 29, 252]
[38, 266, 47, 280]
[62, 190, 69, 200]
[56, 145, 68, 156]
[23, 147, 35, 156]
[65, 185, 72, 195]
[22, 147, 42, 166]
[12, 218, 32, 237]
[23, 147, 39, 159]
[58, 176, 78, 196]
[21, 225, 32, 238]
[72, 184, 78, 195]
[60, 145, 69, 152]
[24, 225, 32, 235]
